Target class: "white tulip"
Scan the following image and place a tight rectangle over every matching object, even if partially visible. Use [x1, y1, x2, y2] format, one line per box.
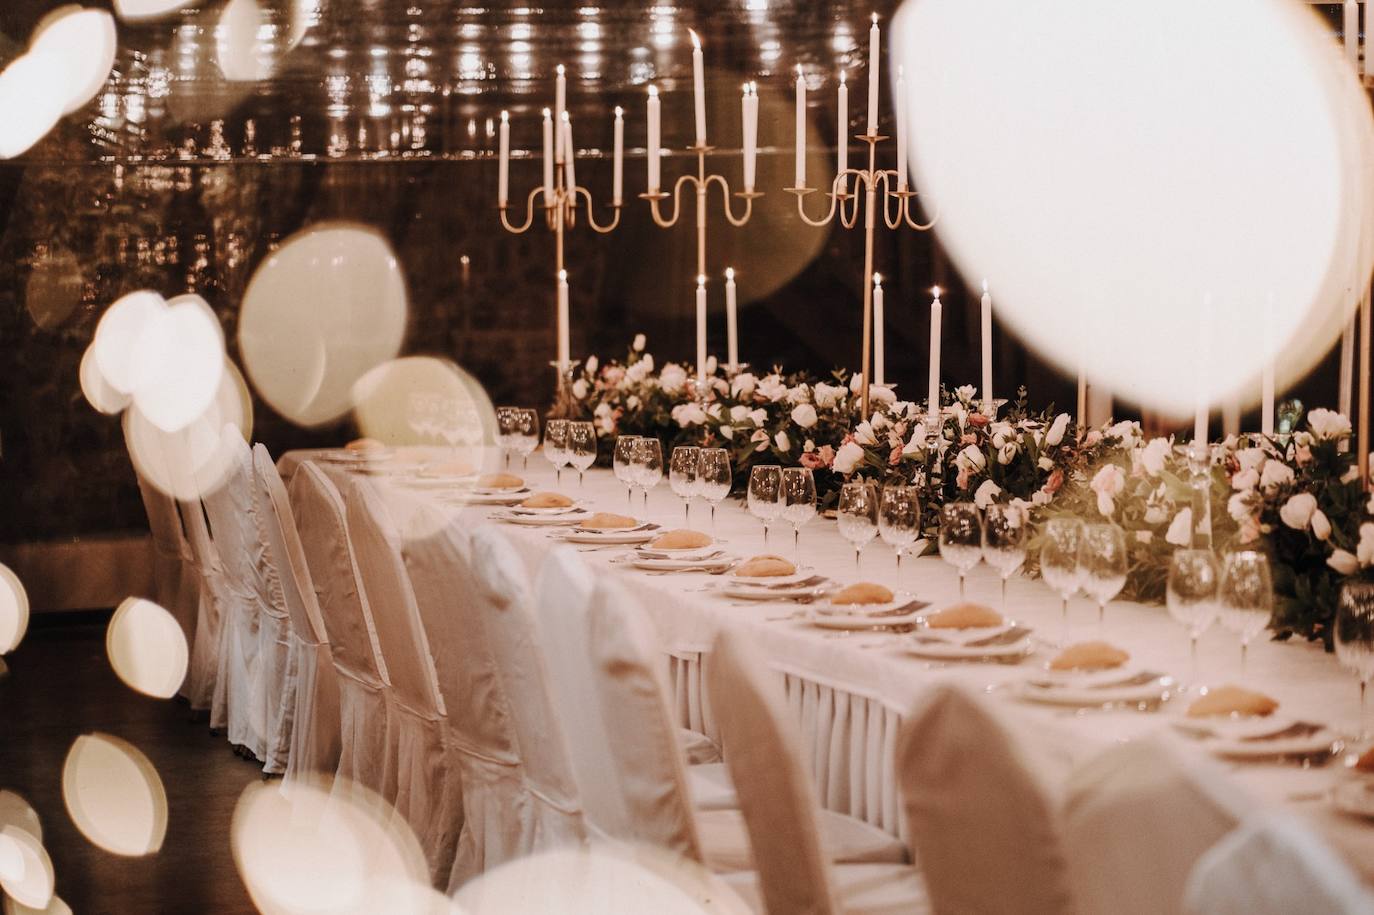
[1278, 492, 1317, 530]
[1044, 413, 1070, 446]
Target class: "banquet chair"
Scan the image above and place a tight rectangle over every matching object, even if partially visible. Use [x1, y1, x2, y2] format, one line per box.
[400, 510, 583, 890]
[895, 682, 1077, 915]
[1182, 811, 1374, 915]
[251, 445, 340, 791]
[132, 467, 200, 698]
[287, 463, 393, 801]
[343, 478, 459, 885]
[1061, 734, 1251, 915]
[199, 426, 267, 760]
[706, 628, 930, 915]
[580, 570, 907, 874]
[174, 490, 223, 712]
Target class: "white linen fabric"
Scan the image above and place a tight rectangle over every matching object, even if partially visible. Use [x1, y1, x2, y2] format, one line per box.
[251, 445, 340, 792]
[897, 681, 1078, 915]
[175, 491, 223, 711]
[709, 628, 930, 915]
[1184, 811, 1374, 915]
[200, 428, 265, 758]
[1061, 735, 1251, 915]
[132, 468, 200, 695]
[287, 463, 393, 801]
[343, 478, 456, 884]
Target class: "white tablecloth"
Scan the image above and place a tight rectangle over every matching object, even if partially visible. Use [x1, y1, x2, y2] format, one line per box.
[280, 450, 1374, 884]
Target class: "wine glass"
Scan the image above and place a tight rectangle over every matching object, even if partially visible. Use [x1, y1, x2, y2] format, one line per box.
[836, 479, 879, 571]
[878, 485, 920, 570]
[512, 409, 540, 469]
[780, 467, 817, 555]
[1040, 518, 1084, 629]
[543, 419, 571, 486]
[496, 406, 519, 467]
[1217, 550, 1273, 677]
[630, 437, 664, 512]
[613, 435, 641, 510]
[1334, 581, 1374, 742]
[669, 446, 701, 524]
[1166, 549, 1219, 688]
[567, 421, 598, 487]
[747, 465, 783, 544]
[981, 502, 1027, 611]
[939, 502, 984, 598]
[1079, 523, 1128, 627]
[697, 448, 732, 529]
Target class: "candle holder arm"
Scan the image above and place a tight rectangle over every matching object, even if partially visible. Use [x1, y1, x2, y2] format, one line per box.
[572, 186, 623, 233]
[639, 174, 696, 228]
[704, 174, 759, 227]
[498, 186, 546, 234]
[900, 189, 940, 231]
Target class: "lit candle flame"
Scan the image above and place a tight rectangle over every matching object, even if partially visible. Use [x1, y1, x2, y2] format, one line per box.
[556, 63, 565, 75]
[873, 272, 882, 286]
[932, 285, 942, 298]
[725, 267, 735, 280]
[982, 279, 989, 293]
[697, 274, 707, 287]
[872, 12, 879, 25]
[558, 269, 567, 281]
[796, 63, 804, 78]
[840, 70, 847, 85]
[561, 110, 570, 123]
[614, 105, 623, 117]
[688, 28, 701, 50]
[648, 84, 658, 98]
[500, 110, 508, 122]
[541, 107, 550, 118]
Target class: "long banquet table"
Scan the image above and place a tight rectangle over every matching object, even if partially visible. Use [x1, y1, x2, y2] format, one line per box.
[279, 449, 1374, 884]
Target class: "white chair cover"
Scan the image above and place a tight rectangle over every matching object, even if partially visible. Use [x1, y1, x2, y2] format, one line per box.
[896, 682, 1077, 915]
[288, 463, 393, 801]
[1184, 811, 1374, 915]
[708, 628, 929, 915]
[133, 468, 199, 691]
[251, 445, 340, 792]
[1062, 734, 1250, 915]
[174, 493, 222, 711]
[343, 478, 457, 884]
[200, 428, 265, 758]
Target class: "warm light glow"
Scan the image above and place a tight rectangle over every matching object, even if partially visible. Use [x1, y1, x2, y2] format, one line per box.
[500, 110, 508, 122]
[874, 273, 883, 286]
[932, 286, 942, 299]
[558, 269, 568, 281]
[614, 105, 623, 117]
[62, 734, 167, 857]
[129, 294, 227, 434]
[725, 267, 735, 280]
[0, 564, 30, 655]
[79, 344, 129, 417]
[217, 0, 274, 81]
[112, 0, 197, 20]
[93, 290, 167, 395]
[0, 792, 42, 845]
[0, 52, 70, 159]
[872, 12, 879, 24]
[541, 107, 550, 118]
[0, 826, 53, 909]
[556, 63, 565, 75]
[688, 28, 701, 50]
[29, 7, 117, 115]
[982, 279, 989, 294]
[106, 597, 188, 699]
[697, 274, 707, 287]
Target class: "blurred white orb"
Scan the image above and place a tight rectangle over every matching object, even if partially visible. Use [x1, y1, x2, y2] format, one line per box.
[80, 344, 130, 415]
[61, 733, 167, 857]
[892, 0, 1374, 415]
[129, 294, 226, 433]
[112, 0, 197, 21]
[239, 224, 408, 428]
[0, 52, 70, 159]
[93, 291, 167, 395]
[4, 893, 72, 915]
[25, 247, 82, 330]
[29, 6, 117, 115]
[216, 0, 275, 82]
[106, 597, 188, 699]
[0, 564, 30, 655]
[0, 827, 53, 910]
[0, 794, 41, 846]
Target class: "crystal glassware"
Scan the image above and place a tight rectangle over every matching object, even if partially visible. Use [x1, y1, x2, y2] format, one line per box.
[613, 435, 642, 510]
[1217, 550, 1274, 677]
[836, 479, 879, 571]
[939, 502, 984, 598]
[1166, 549, 1219, 687]
[567, 421, 598, 487]
[747, 465, 783, 544]
[981, 502, 1027, 610]
[696, 448, 732, 528]
[630, 437, 663, 511]
[1079, 522, 1128, 627]
[669, 446, 701, 524]
[1334, 580, 1374, 741]
[878, 484, 920, 570]
[512, 408, 540, 469]
[543, 419, 571, 486]
[780, 467, 817, 555]
[496, 406, 519, 467]
[1040, 517, 1084, 628]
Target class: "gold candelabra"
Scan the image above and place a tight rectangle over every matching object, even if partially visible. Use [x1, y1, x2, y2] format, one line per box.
[787, 132, 938, 419]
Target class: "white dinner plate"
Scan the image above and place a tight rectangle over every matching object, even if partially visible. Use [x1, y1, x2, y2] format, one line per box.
[1014, 668, 1175, 708]
[629, 554, 737, 572]
[496, 508, 590, 526]
[718, 580, 830, 601]
[912, 621, 1016, 644]
[1172, 715, 1306, 742]
[406, 473, 479, 487]
[807, 593, 923, 630]
[452, 489, 531, 505]
[726, 566, 817, 587]
[905, 625, 1035, 660]
[561, 526, 661, 545]
[507, 504, 582, 516]
[1190, 721, 1343, 761]
[472, 485, 528, 496]
[634, 544, 721, 562]
[1330, 778, 1374, 819]
[320, 451, 392, 465]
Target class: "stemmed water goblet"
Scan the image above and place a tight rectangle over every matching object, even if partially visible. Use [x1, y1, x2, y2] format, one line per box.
[1217, 550, 1274, 678]
[696, 448, 732, 529]
[567, 421, 598, 487]
[496, 406, 519, 467]
[669, 446, 701, 524]
[543, 419, 571, 486]
[1335, 581, 1374, 743]
[981, 502, 1027, 611]
[878, 485, 920, 570]
[836, 479, 879, 571]
[747, 465, 783, 544]
[939, 502, 983, 598]
[613, 435, 642, 510]
[780, 467, 817, 555]
[511, 409, 540, 470]
[1079, 522, 1128, 627]
[1166, 549, 1219, 688]
[630, 438, 664, 512]
[1040, 518, 1084, 630]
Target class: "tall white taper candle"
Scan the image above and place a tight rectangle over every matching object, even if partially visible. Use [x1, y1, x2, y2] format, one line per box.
[554, 64, 566, 162]
[742, 83, 758, 192]
[836, 72, 848, 194]
[725, 267, 739, 370]
[498, 110, 510, 207]
[541, 108, 553, 200]
[557, 269, 570, 369]
[696, 275, 708, 383]
[561, 112, 576, 191]
[689, 29, 706, 146]
[612, 106, 624, 206]
[867, 13, 880, 136]
[895, 66, 908, 191]
[794, 66, 807, 187]
[981, 280, 993, 413]
[927, 286, 942, 429]
[646, 85, 661, 192]
[873, 273, 885, 385]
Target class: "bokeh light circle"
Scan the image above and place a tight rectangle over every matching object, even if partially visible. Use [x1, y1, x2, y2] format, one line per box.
[892, 0, 1374, 415]
[61, 733, 168, 857]
[93, 290, 166, 395]
[106, 597, 188, 699]
[29, 6, 118, 115]
[0, 827, 53, 910]
[112, 0, 197, 22]
[216, 0, 276, 82]
[129, 293, 227, 433]
[0, 564, 31, 655]
[4, 893, 72, 915]
[0, 52, 70, 159]
[0, 794, 41, 846]
[239, 224, 408, 428]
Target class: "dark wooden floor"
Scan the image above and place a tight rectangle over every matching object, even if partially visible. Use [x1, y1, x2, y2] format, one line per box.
[0, 614, 263, 914]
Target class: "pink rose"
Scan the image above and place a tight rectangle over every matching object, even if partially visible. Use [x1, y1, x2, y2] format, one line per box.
[818, 445, 835, 468]
[800, 451, 825, 470]
[961, 433, 977, 445]
[1045, 468, 1065, 495]
[968, 413, 990, 427]
[888, 447, 902, 466]
[1295, 445, 1312, 466]
[957, 467, 971, 490]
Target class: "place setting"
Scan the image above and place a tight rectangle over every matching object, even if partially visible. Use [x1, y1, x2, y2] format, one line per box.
[492, 491, 591, 525]
[611, 529, 739, 574]
[707, 554, 830, 601]
[1169, 685, 1345, 767]
[903, 602, 1037, 663]
[1010, 640, 1177, 711]
[554, 512, 662, 546]
[436, 472, 533, 506]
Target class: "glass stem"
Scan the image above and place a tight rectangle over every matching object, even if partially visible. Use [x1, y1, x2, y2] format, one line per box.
[1361, 678, 1368, 742]
[709, 503, 716, 530]
[763, 523, 769, 546]
[684, 501, 690, 524]
[1240, 640, 1248, 678]
[1061, 596, 1069, 623]
[1001, 576, 1008, 611]
[895, 550, 902, 571]
[555, 467, 562, 486]
[1097, 601, 1105, 627]
[793, 527, 800, 555]
[627, 486, 633, 511]
[855, 547, 861, 572]
[959, 572, 966, 599]
[1190, 634, 1199, 687]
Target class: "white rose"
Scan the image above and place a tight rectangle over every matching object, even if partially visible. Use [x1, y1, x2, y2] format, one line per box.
[774, 431, 791, 452]
[1236, 447, 1267, 473]
[1231, 468, 1259, 492]
[750, 429, 769, 452]
[671, 402, 707, 427]
[1359, 523, 1374, 566]
[990, 423, 1013, 449]
[1227, 491, 1253, 522]
[641, 354, 654, 372]
[625, 395, 640, 410]
[731, 372, 757, 398]
[957, 444, 987, 472]
[956, 384, 977, 405]
[704, 355, 718, 376]
[757, 375, 788, 402]
[1032, 490, 1052, 507]
[784, 384, 810, 405]
[813, 383, 845, 409]
[1136, 530, 1154, 544]
[1278, 492, 1317, 530]
[1144, 505, 1167, 525]
[720, 424, 734, 441]
[571, 378, 588, 399]
[730, 405, 749, 423]
[1107, 420, 1139, 445]
[1311, 509, 1332, 541]
[1165, 508, 1193, 546]
[791, 403, 818, 428]
[626, 360, 649, 383]
[804, 439, 816, 453]
[706, 403, 723, 420]
[659, 363, 688, 394]
[1044, 413, 1070, 447]
[849, 373, 866, 393]
[871, 412, 889, 431]
[833, 441, 865, 474]
[1307, 408, 1352, 441]
[974, 479, 1002, 509]
[585, 355, 598, 374]
[1260, 459, 1295, 491]
[870, 385, 897, 405]
[998, 442, 1018, 465]
[1328, 550, 1360, 576]
[901, 432, 926, 457]
[1139, 437, 1171, 476]
[748, 408, 768, 428]
[1096, 492, 1116, 517]
[1037, 455, 1055, 471]
[632, 333, 646, 352]
[854, 422, 878, 446]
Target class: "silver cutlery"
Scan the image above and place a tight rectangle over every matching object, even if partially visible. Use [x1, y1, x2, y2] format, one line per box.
[910, 625, 1032, 648]
[1024, 670, 1167, 691]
